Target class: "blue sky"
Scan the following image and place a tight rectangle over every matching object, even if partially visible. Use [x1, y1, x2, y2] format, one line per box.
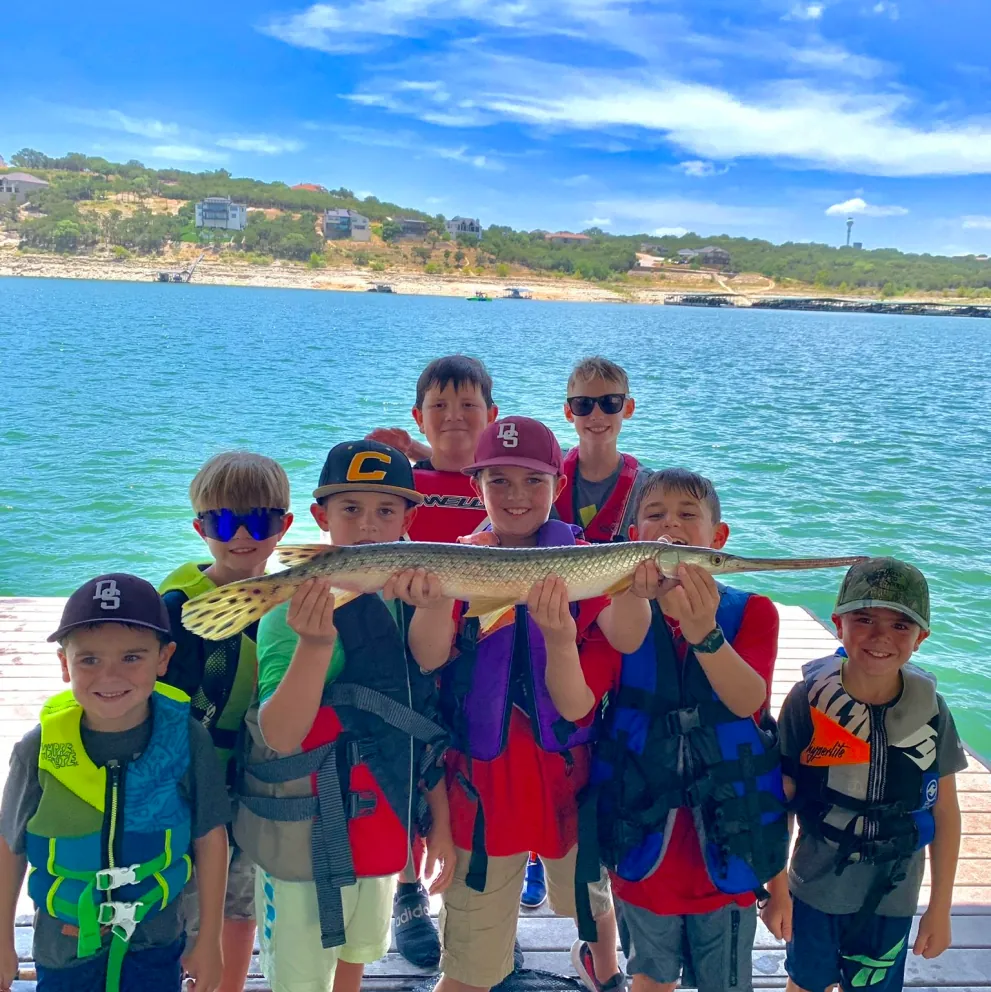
[3, 0, 991, 254]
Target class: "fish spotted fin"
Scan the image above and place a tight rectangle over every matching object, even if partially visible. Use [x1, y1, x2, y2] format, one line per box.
[182, 577, 296, 640]
[274, 544, 334, 568]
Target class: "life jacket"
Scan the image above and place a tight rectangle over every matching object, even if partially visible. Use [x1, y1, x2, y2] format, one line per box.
[409, 463, 488, 542]
[587, 588, 787, 901]
[234, 594, 449, 949]
[792, 653, 939, 922]
[555, 449, 640, 544]
[159, 562, 258, 773]
[25, 684, 193, 992]
[440, 518, 616, 892]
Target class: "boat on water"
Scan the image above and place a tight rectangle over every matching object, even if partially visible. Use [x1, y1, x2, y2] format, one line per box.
[367, 283, 395, 293]
[504, 286, 533, 299]
[467, 291, 493, 301]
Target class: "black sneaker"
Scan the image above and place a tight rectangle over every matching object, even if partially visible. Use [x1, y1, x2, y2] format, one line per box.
[394, 882, 440, 970]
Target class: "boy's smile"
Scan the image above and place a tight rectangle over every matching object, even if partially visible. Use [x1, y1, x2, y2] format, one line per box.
[835, 607, 929, 684]
[632, 487, 729, 550]
[413, 383, 497, 471]
[59, 624, 174, 732]
[312, 491, 416, 546]
[474, 467, 566, 546]
[194, 511, 293, 584]
[564, 375, 634, 449]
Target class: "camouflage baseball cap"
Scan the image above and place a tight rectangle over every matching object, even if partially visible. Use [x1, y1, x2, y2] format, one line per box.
[834, 557, 930, 631]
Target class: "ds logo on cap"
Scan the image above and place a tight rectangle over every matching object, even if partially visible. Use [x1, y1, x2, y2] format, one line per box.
[93, 578, 121, 610]
[497, 423, 519, 448]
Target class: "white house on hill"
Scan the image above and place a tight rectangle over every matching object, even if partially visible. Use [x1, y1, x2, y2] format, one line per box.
[0, 171, 49, 205]
[195, 197, 248, 231]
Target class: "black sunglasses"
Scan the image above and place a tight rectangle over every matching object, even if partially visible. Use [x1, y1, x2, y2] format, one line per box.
[566, 393, 627, 416]
[197, 507, 287, 542]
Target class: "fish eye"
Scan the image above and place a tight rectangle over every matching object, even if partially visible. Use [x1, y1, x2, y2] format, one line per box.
[712, 554, 723, 565]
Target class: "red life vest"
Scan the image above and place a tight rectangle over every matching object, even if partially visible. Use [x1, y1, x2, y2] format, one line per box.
[235, 596, 449, 949]
[410, 465, 488, 543]
[556, 449, 640, 543]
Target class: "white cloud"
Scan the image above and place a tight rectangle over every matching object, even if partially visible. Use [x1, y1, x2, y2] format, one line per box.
[677, 160, 728, 177]
[826, 196, 908, 216]
[786, 3, 824, 20]
[216, 135, 303, 154]
[962, 215, 991, 230]
[583, 217, 611, 226]
[872, 1, 899, 19]
[327, 123, 503, 170]
[562, 174, 592, 187]
[653, 226, 690, 236]
[434, 145, 504, 170]
[596, 197, 786, 231]
[67, 108, 181, 140]
[149, 144, 222, 163]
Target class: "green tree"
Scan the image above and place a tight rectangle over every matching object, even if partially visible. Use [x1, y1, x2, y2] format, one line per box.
[52, 219, 82, 252]
[381, 220, 403, 242]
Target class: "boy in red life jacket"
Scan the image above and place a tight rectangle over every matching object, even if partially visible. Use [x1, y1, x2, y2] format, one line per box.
[239, 440, 456, 992]
[368, 355, 499, 543]
[555, 357, 652, 545]
[606, 469, 780, 992]
[406, 416, 653, 992]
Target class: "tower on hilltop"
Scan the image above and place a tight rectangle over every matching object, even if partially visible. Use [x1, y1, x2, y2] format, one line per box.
[846, 217, 854, 247]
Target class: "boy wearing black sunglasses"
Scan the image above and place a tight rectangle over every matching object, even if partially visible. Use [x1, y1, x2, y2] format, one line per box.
[555, 357, 651, 544]
[158, 450, 293, 992]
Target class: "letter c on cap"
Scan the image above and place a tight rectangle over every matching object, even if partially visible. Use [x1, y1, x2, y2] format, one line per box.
[347, 450, 392, 482]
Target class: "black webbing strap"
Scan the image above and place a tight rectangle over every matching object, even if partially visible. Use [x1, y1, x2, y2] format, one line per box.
[455, 772, 489, 893]
[311, 742, 355, 948]
[574, 784, 601, 943]
[243, 742, 335, 784]
[324, 682, 447, 743]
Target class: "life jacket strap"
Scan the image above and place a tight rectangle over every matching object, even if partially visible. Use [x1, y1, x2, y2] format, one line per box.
[323, 682, 449, 744]
[575, 783, 602, 945]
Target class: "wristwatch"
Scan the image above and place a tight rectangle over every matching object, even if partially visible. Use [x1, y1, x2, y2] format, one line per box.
[690, 625, 725, 654]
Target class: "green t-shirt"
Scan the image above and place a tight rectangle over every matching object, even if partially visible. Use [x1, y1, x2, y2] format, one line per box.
[256, 596, 401, 704]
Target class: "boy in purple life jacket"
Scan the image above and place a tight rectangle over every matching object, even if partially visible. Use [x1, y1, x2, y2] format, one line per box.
[405, 416, 653, 992]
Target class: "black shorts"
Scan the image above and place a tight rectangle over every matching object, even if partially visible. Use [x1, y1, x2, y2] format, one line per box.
[35, 936, 185, 992]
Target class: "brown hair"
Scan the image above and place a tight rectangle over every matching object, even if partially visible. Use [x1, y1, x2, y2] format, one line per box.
[189, 451, 290, 513]
[567, 356, 630, 394]
[635, 468, 722, 523]
[415, 355, 494, 409]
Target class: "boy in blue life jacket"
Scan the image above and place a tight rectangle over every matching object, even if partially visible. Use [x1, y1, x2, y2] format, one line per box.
[761, 558, 966, 992]
[0, 574, 230, 992]
[591, 468, 787, 992]
[407, 416, 653, 992]
[159, 451, 293, 992]
[234, 440, 455, 992]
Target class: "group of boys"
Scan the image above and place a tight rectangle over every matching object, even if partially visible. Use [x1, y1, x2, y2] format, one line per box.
[0, 354, 967, 992]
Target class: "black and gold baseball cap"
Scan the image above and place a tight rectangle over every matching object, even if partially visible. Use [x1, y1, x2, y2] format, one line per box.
[312, 440, 423, 504]
[835, 556, 930, 631]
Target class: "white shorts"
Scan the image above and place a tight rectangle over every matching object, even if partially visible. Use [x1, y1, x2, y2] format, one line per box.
[256, 870, 398, 992]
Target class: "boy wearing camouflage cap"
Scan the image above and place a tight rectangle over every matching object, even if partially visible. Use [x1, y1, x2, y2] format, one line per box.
[762, 558, 966, 992]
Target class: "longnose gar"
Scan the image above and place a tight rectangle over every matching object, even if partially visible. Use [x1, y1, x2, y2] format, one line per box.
[181, 541, 865, 640]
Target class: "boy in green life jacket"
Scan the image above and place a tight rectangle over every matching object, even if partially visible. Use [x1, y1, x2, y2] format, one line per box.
[761, 558, 966, 992]
[236, 440, 455, 992]
[0, 574, 229, 992]
[159, 451, 293, 992]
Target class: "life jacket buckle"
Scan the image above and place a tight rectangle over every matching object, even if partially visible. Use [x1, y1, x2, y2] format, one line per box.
[665, 706, 700, 736]
[346, 791, 377, 819]
[97, 900, 142, 941]
[95, 865, 141, 891]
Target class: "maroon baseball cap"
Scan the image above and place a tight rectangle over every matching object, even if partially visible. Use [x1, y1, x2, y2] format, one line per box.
[48, 573, 173, 643]
[463, 416, 564, 476]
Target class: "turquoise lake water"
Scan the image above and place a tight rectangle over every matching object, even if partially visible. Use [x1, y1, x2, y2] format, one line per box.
[1, 277, 989, 758]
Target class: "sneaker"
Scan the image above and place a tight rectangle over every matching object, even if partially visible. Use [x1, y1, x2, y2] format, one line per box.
[394, 882, 440, 970]
[571, 938, 626, 992]
[514, 937, 525, 971]
[520, 854, 547, 908]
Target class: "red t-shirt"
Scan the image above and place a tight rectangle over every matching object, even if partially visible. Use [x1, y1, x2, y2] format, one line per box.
[446, 597, 622, 859]
[409, 464, 487, 543]
[610, 593, 779, 916]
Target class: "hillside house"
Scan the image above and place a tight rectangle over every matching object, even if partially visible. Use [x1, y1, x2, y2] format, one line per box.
[398, 217, 430, 239]
[292, 183, 328, 193]
[545, 232, 590, 245]
[324, 208, 371, 242]
[446, 216, 482, 240]
[677, 245, 731, 267]
[0, 172, 49, 205]
[195, 197, 247, 231]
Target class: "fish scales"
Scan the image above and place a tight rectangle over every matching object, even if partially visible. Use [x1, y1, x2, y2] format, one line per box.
[181, 540, 866, 641]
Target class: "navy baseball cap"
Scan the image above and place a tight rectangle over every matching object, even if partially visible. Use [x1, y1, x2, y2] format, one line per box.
[49, 573, 173, 643]
[313, 440, 423, 504]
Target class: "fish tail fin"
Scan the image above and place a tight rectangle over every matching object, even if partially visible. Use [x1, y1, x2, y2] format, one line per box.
[182, 575, 296, 639]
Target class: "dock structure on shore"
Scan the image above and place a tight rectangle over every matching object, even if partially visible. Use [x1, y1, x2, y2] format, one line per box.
[662, 293, 991, 318]
[3, 597, 990, 991]
[155, 251, 206, 284]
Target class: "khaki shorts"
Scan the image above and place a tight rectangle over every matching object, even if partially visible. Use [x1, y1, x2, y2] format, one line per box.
[181, 842, 257, 931]
[440, 846, 612, 989]
[256, 870, 398, 992]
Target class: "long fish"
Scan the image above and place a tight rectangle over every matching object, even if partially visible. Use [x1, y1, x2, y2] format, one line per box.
[181, 541, 866, 640]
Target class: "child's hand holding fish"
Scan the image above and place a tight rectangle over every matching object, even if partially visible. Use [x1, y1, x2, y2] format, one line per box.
[527, 575, 577, 643]
[383, 568, 452, 611]
[286, 577, 337, 648]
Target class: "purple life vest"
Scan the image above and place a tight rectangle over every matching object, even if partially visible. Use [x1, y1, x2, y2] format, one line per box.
[441, 518, 596, 761]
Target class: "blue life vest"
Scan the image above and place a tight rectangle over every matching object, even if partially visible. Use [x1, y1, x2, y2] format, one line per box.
[590, 586, 787, 894]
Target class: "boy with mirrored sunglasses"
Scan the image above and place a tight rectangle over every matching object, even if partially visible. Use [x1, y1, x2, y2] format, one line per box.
[158, 451, 294, 992]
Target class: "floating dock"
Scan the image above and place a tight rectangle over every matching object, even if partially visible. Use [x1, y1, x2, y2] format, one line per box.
[2, 597, 989, 990]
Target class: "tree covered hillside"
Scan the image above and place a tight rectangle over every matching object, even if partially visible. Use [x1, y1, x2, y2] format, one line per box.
[3, 147, 991, 295]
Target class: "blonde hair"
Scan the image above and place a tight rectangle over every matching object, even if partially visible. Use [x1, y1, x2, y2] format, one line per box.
[567, 356, 630, 394]
[189, 451, 290, 513]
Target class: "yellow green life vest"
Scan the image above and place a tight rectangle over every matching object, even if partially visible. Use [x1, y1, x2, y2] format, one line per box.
[159, 562, 258, 773]
[25, 683, 193, 992]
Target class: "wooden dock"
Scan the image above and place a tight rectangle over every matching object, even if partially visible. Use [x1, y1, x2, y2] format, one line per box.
[3, 597, 989, 990]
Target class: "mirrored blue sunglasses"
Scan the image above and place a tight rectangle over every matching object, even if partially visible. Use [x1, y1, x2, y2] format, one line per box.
[197, 507, 287, 542]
